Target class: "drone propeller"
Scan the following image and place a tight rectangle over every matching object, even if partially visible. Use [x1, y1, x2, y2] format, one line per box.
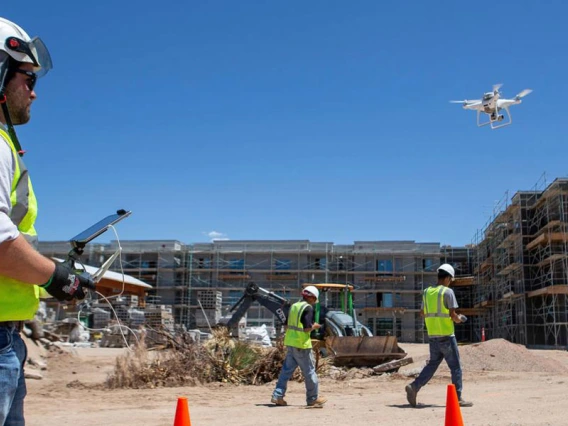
[515, 89, 533, 99]
[450, 100, 469, 104]
[493, 83, 503, 94]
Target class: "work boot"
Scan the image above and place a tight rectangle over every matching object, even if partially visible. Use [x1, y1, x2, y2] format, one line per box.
[307, 396, 327, 407]
[405, 384, 417, 407]
[271, 396, 287, 406]
[459, 398, 473, 407]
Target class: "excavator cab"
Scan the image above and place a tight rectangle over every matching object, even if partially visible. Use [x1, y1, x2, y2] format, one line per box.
[305, 283, 372, 338]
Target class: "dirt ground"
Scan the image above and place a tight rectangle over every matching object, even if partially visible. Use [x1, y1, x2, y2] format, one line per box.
[23, 340, 568, 426]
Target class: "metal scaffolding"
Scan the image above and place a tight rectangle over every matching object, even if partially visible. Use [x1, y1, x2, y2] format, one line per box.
[38, 236, 480, 344]
[525, 178, 568, 347]
[37, 240, 437, 342]
[178, 240, 441, 342]
[441, 245, 476, 342]
[472, 176, 568, 348]
[471, 189, 534, 345]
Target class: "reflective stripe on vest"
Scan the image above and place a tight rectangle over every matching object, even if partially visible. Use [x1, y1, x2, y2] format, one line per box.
[0, 128, 40, 321]
[1, 128, 38, 246]
[283, 301, 312, 349]
[423, 285, 454, 337]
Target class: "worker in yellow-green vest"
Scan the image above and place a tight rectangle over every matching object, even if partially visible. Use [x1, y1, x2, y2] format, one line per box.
[271, 285, 327, 408]
[0, 17, 94, 425]
[405, 263, 473, 408]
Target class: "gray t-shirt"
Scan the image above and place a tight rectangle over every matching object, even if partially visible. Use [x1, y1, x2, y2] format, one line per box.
[443, 287, 459, 310]
[0, 125, 19, 244]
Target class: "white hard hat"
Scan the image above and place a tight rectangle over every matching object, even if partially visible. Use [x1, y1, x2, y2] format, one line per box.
[0, 17, 52, 77]
[437, 263, 455, 278]
[302, 285, 319, 301]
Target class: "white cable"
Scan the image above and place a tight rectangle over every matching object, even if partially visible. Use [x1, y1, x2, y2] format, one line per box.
[94, 224, 126, 301]
[74, 224, 140, 351]
[77, 292, 140, 351]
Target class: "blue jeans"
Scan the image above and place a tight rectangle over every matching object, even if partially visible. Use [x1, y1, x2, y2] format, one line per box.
[0, 326, 27, 426]
[272, 346, 319, 404]
[412, 335, 463, 399]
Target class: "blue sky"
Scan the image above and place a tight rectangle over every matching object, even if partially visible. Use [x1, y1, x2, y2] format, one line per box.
[3, 1, 567, 247]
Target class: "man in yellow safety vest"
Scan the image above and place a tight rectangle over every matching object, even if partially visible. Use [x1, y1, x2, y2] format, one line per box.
[0, 16, 93, 424]
[271, 285, 327, 408]
[405, 263, 473, 408]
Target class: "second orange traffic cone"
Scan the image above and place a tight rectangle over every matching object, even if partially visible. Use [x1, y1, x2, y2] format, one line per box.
[444, 384, 464, 426]
[174, 397, 191, 426]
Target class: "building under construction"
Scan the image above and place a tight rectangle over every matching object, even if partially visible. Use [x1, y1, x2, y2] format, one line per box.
[37, 176, 568, 348]
[470, 177, 568, 348]
[39, 239, 443, 343]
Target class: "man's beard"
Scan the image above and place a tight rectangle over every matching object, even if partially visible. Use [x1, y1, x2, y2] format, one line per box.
[6, 102, 30, 125]
[5, 87, 31, 125]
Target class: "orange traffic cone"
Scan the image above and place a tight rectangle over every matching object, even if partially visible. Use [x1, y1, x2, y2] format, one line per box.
[445, 384, 464, 426]
[481, 327, 486, 342]
[174, 397, 191, 426]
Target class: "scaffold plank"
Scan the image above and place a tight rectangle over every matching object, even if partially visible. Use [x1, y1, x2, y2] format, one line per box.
[363, 275, 406, 282]
[497, 263, 522, 276]
[456, 308, 487, 316]
[527, 232, 568, 251]
[452, 276, 475, 286]
[535, 254, 568, 267]
[265, 274, 298, 280]
[218, 274, 251, 280]
[527, 285, 568, 298]
[362, 307, 407, 314]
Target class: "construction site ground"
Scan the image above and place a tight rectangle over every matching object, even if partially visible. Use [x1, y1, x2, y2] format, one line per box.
[25, 339, 568, 426]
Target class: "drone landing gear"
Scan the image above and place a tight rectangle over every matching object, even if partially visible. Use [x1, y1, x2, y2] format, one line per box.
[477, 107, 512, 130]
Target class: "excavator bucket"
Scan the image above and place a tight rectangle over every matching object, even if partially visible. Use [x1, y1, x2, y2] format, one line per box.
[325, 335, 407, 367]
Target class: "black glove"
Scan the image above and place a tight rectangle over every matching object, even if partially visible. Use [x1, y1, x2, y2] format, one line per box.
[41, 262, 95, 301]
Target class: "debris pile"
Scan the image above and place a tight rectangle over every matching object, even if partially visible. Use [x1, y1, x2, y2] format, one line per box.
[104, 328, 326, 389]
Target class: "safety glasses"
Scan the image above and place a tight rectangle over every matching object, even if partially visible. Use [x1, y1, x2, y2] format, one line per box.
[14, 69, 37, 91]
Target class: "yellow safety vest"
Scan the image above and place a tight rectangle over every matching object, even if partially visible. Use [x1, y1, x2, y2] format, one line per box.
[423, 285, 454, 337]
[0, 128, 41, 321]
[283, 301, 312, 349]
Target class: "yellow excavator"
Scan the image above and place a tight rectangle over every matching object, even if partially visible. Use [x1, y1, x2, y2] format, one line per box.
[219, 282, 407, 368]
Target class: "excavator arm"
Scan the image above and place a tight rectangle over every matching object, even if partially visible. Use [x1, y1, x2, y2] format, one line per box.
[222, 282, 291, 329]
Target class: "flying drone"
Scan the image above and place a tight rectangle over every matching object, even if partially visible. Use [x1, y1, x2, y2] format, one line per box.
[451, 84, 533, 129]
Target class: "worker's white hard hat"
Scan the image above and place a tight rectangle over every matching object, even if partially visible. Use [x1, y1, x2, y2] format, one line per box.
[437, 263, 455, 279]
[0, 17, 52, 77]
[302, 285, 319, 301]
